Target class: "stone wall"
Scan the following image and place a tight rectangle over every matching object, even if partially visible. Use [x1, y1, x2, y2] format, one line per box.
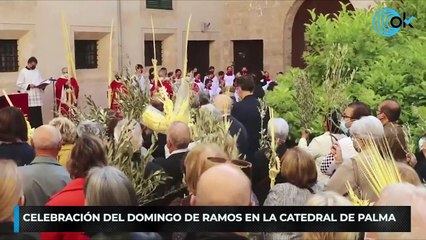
[0, 0, 374, 124]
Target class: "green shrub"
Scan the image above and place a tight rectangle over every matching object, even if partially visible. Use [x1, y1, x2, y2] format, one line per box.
[266, 1, 426, 148]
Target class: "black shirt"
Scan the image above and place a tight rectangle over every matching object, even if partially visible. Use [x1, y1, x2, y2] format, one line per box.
[0, 142, 35, 166]
[224, 115, 249, 157]
[252, 144, 287, 205]
[415, 151, 426, 183]
[143, 133, 167, 159]
[231, 95, 269, 158]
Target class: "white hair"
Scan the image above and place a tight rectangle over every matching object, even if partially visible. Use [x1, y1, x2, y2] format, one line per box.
[200, 104, 222, 120]
[114, 118, 143, 152]
[85, 166, 138, 206]
[76, 120, 105, 138]
[268, 118, 289, 141]
[350, 116, 384, 139]
[376, 183, 426, 239]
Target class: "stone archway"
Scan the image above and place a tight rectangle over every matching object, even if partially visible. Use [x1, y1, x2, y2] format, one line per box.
[283, 0, 355, 70]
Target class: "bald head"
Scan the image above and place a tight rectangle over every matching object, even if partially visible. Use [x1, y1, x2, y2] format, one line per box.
[378, 100, 401, 123]
[213, 94, 233, 115]
[167, 121, 191, 152]
[194, 164, 251, 206]
[376, 183, 426, 239]
[32, 125, 62, 156]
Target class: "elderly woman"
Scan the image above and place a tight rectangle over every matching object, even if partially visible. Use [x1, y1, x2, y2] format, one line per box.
[113, 118, 150, 161]
[41, 134, 107, 240]
[252, 118, 289, 205]
[49, 117, 77, 166]
[264, 147, 322, 240]
[375, 183, 426, 239]
[326, 116, 385, 202]
[76, 120, 105, 139]
[0, 107, 35, 166]
[0, 160, 36, 239]
[84, 166, 161, 240]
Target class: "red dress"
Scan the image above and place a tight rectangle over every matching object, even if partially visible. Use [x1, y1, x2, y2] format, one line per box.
[55, 77, 79, 116]
[40, 178, 89, 240]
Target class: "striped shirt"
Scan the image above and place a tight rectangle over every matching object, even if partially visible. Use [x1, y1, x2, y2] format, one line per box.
[16, 67, 44, 107]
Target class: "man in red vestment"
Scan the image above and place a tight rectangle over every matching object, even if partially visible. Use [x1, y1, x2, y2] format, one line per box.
[55, 67, 79, 116]
[110, 74, 126, 112]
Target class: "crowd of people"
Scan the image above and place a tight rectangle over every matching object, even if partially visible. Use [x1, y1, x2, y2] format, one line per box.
[109, 64, 278, 112]
[1, 68, 426, 240]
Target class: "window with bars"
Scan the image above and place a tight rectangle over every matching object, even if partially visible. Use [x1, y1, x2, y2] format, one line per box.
[144, 40, 163, 66]
[146, 0, 172, 10]
[75, 40, 98, 69]
[0, 40, 19, 72]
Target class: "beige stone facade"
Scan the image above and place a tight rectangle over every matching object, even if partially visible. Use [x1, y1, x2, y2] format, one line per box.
[0, 0, 373, 123]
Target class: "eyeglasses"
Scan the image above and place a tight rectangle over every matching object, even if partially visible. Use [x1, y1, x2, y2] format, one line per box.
[342, 114, 355, 120]
[207, 157, 252, 180]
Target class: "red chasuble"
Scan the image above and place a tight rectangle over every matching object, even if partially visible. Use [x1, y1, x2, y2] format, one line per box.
[55, 77, 79, 116]
[110, 80, 126, 112]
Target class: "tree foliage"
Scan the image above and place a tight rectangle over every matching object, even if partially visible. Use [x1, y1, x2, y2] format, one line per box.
[267, 1, 426, 148]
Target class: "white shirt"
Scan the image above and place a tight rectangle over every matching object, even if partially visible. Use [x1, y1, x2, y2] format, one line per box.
[298, 132, 346, 185]
[164, 147, 188, 159]
[139, 75, 148, 92]
[298, 132, 346, 163]
[224, 75, 235, 87]
[16, 68, 44, 107]
[209, 76, 220, 98]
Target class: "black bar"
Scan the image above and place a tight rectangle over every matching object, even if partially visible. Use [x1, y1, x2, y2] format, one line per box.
[17, 206, 410, 233]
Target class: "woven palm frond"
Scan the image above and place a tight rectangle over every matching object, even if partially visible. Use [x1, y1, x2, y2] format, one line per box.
[353, 134, 401, 199]
[258, 99, 269, 150]
[25, 117, 34, 141]
[346, 181, 373, 206]
[141, 77, 191, 133]
[267, 108, 280, 188]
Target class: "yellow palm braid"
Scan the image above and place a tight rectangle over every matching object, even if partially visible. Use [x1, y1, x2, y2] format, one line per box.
[354, 134, 401, 199]
[346, 181, 373, 206]
[268, 107, 280, 189]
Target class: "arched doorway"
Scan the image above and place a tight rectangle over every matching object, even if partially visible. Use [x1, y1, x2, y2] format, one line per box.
[291, 0, 354, 68]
